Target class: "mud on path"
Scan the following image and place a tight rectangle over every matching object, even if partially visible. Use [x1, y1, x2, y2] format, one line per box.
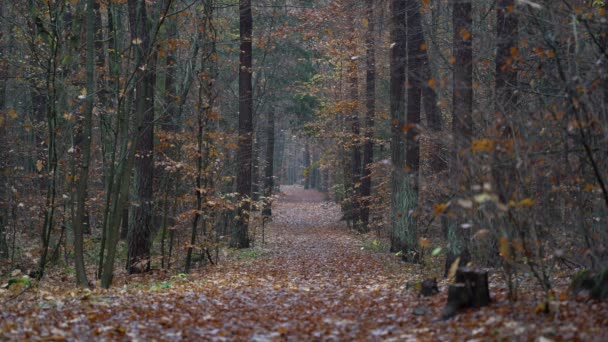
[1, 186, 607, 340]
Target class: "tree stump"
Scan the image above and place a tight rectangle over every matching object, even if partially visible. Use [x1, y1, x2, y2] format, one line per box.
[442, 267, 490, 319]
[420, 278, 439, 297]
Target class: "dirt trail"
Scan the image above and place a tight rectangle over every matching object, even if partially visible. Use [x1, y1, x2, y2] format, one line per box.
[2, 186, 607, 340]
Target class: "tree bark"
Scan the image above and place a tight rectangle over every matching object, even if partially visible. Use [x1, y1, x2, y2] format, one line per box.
[71, 0, 96, 287]
[603, 4, 608, 126]
[127, 0, 156, 274]
[262, 110, 275, 217]
[233, 0, 253, 249]
[444, 0, 473, 272]
[411, 0, 445, 172]
[406, 0, 422, 193]
[349, 60, 362, 231]
[162, 4, 178, 132]
[361, 0, 375, 229]
[493, 0, 518, 204]
[398, 0, 424, 260]
[390, 0, 409, 253]
[0, 1, 9, 260]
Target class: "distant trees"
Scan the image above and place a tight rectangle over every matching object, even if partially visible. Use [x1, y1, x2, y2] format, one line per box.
[0, 0, 311, 287]
[1, 0, 607, 295]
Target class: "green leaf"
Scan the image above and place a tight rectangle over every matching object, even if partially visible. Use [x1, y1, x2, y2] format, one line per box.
[431, 247, 442, 256]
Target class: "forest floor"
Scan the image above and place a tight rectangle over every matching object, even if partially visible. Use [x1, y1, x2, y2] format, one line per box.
[1, 186, 608, 340]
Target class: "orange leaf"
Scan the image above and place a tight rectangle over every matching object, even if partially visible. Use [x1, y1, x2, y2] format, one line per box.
[471, 138, 494, 153]
[499, 236, 510, 260]
[8, 108, 17, 119]
[459, 28, 471, 41]
[518, 198, 534, 207]
[401, 123, 417, 133]
[433, 203, 447, 216]
[510, 46, 519, 59]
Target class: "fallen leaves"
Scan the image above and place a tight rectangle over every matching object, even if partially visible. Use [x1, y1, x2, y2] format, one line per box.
[1, 186, 607, 340]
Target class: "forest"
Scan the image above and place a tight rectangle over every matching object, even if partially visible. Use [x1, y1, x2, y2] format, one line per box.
[1, 0, 608, 339]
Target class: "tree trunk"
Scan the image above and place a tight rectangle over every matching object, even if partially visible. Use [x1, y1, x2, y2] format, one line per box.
[444, 0, 473, 272]
[304, 143, 311, 189]
[233, 0, 253, 249]
[36, 5, 61, 280]
[493, 0, 518, 203]
[252, 138, 261, 201]
[411, 0, 445, 172]
[71, 0, 96, 287]
[162, 5, 178, 132]
[349, 61, 362, 231]
[0, 1, 9, 261]
[185, 85, 206, 273]
[127, 0, 156, 274]
[452, 0, 473, 145]
[360, 0, 375, 229]
[390, 0, 409, 254]
[263, 110, 275, 217]
[399, 0, 424, 260]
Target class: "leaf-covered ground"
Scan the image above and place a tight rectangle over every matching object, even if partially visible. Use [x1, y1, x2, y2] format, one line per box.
[1, 186, 607, 340]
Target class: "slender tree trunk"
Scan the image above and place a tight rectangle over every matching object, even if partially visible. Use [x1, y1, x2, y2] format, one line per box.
[349, 60, 362, 231]
[452, 0, 473, 147]
[252, 138, 261, 200]
[304, 143, 311, 189]
[163, 0, 178, 132]
[411, 0, 445, 172]
[493, 0, 518, 203]
[361, 0, 375, 229]
[312, 149, 320, 190]
[71, 0, 96, 287]
[262, 110, 275, 217]
[390, 0, 409, 253]
[603, 4, 608, 126]
[0, 1, 9, 260]
[97, 1, 121, 279]
[36, 8, 60, 280]
[398, 0, 424, 260]
[491, 0, 519, 285]
[233, 0, 253, 249]
[95, 0, 109, 184]
[158, 0, 179, 269]
[185, 86, 205, 273]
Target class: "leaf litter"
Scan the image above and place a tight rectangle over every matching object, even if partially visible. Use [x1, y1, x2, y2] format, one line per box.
[1, 186, 607, 340]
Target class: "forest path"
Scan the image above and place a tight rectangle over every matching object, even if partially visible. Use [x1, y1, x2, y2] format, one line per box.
[3, 186, 607, 340]
[2, 185, 434, 340]
[181, 185, 423, 340]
